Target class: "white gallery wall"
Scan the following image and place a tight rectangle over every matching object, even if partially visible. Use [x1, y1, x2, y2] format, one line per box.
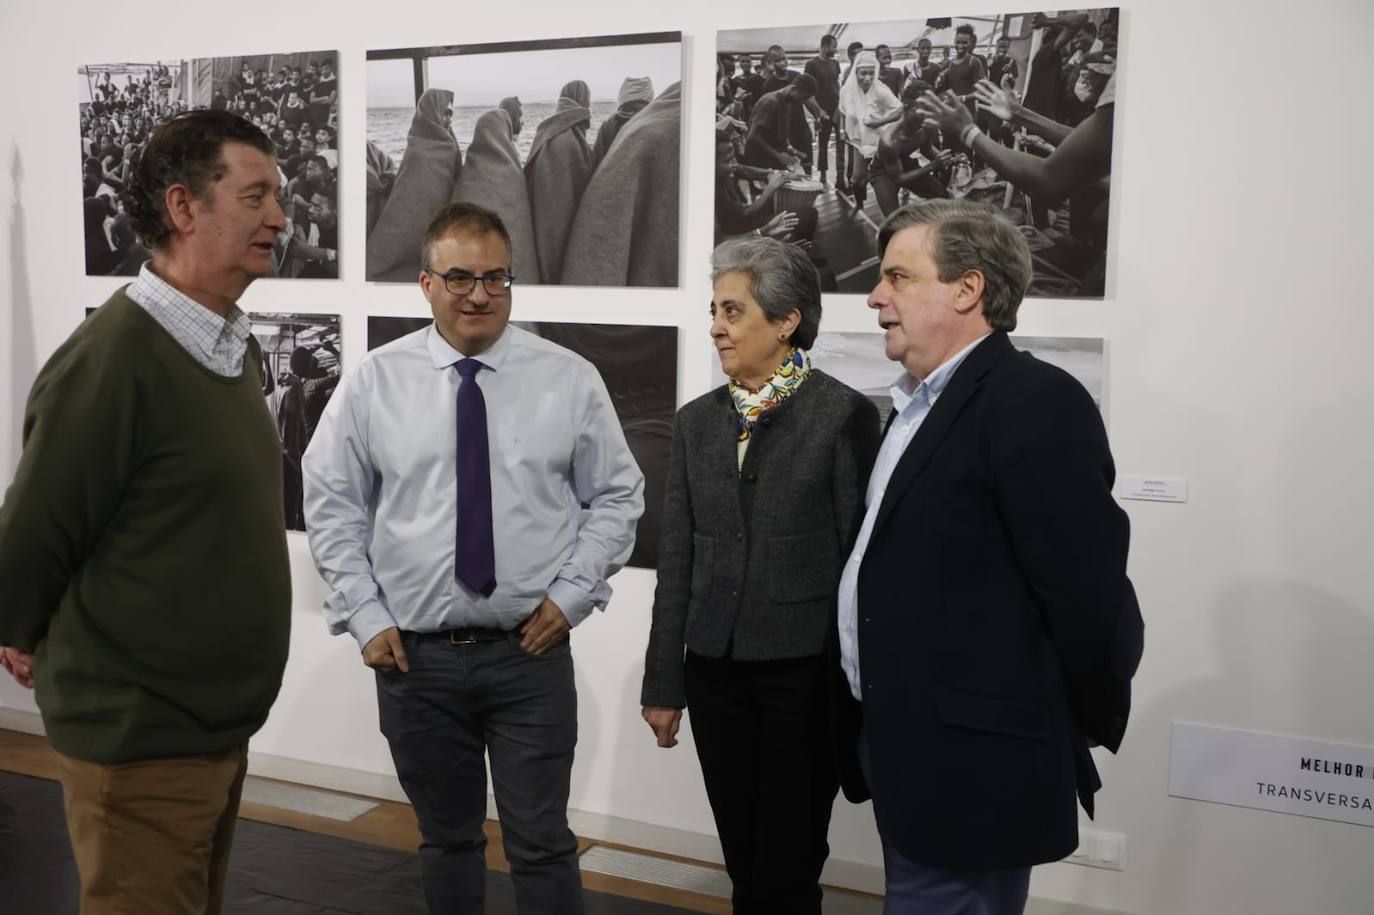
[2, 0, 1373, 912]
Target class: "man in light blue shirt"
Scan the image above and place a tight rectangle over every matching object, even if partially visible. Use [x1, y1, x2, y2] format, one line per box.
[303, 202, 644, 913]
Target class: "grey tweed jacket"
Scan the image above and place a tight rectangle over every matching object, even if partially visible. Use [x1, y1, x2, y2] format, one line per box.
[641, 370, 881, 708]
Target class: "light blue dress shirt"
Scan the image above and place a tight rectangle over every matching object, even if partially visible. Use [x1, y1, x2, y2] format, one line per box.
[302, 323, 645, 651]
[837, 334, 989, 700]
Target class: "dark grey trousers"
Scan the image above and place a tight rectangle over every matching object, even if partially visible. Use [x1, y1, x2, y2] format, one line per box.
[377, 630, 583, 914]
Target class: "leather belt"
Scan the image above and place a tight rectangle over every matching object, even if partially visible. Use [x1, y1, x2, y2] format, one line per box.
[415, 627, 511, 645]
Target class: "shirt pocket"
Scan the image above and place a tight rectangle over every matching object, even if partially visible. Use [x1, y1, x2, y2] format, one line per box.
[767, 530, 837, 604]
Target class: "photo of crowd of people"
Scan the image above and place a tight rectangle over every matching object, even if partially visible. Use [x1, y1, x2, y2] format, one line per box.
[368, 317, 676, 568]
[366, 33, 683, 287]
[715, 9, 1119, 296]
[251, 314, 342, 531]
[78, 51, 340, 278]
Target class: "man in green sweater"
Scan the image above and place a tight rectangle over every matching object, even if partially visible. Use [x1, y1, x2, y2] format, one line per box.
[0, 110, 293, 915]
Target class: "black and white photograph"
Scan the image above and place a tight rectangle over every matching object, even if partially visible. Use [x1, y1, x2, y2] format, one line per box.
[252, 313, 342, 531]
[78, 51, 340, 278]
[366, 33, 683, 287]
[368, 317, 676, 568]
[716, 9, 1118, 296]
[713, 331, 1103, 423]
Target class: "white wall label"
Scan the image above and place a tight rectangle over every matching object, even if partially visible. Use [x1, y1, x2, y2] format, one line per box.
[1118, 476, 1188, 502]
[1169, 722, 1374, 827]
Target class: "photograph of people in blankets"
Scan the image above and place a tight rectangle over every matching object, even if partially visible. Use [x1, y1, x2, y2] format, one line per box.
[715, 10, 1118, 296]
[366, 32, 683, 287]
[78, 51, 340, 278]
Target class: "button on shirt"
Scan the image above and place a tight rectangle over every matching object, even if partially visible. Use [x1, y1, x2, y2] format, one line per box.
[837, 334, 988, 700]
[125, 262, 251, 376]
[302, 323, 645, 651]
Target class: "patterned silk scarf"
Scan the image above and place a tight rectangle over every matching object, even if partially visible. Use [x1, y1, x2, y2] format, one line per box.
[728, 348, 812, 442]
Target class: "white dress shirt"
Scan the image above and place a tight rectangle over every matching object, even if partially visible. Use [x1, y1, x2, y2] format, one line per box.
[837, 334, 988, 700]
[302, 323, 645, 650]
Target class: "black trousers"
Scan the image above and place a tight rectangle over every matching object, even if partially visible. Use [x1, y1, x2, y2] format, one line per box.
[685, 650, 838, 914]
[816, 112, 846, 179]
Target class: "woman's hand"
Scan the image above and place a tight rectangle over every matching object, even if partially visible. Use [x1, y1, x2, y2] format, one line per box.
[642, 706, 683, 748]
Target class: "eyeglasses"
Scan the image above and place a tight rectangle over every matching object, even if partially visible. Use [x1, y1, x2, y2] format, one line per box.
[426, 269, 515, 297]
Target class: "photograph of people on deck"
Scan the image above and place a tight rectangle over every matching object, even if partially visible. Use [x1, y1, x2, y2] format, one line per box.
[251, 314, 342, 532]
[366, 33, 683, 287]
[366, 316, 675, 569]
[78, 52, 340, 278]
[716, 9, 1118, 296]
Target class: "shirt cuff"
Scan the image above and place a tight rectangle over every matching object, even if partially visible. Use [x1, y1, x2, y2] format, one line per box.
[548, 578, 597, 629]
[345, 599, 399, 653]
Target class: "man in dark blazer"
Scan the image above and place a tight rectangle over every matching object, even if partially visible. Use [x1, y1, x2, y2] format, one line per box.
[834, 199, 1143, 913]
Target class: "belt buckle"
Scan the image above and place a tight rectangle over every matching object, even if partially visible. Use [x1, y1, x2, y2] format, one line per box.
[449, 630, 478, 645]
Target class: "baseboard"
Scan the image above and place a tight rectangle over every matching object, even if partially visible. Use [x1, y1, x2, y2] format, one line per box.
[246, 750, 410, 804]
[0, 708, 44, 735]
[245, 749, 885, 894]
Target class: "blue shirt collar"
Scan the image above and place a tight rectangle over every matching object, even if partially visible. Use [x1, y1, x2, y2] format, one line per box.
[889, 333, 990, 416]
[427, 322, 513, 372]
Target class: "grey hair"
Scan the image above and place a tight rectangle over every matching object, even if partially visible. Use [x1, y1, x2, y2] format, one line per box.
[710, 237, 821, 349]
[875, 200, 1031, 331]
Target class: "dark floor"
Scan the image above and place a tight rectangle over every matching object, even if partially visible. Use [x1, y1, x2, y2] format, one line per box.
[0, 770, 694, 915]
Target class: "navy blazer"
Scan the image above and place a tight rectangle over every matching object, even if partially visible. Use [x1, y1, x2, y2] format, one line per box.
[834, 332, 1143, 869]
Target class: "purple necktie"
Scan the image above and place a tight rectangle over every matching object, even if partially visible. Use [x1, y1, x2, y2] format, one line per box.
[454, 358, 496, 597]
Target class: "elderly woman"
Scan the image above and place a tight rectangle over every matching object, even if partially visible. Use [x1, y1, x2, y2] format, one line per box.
[641, 237, 880, 912]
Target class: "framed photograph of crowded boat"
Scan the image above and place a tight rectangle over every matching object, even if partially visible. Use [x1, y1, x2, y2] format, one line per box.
[366, 32, 683, 288]
[78, 51, 341, 279]
[716, 9, 1119, 297]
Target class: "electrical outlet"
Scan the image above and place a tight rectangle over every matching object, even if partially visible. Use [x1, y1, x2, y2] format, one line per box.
[1064, 827, 1125, 871]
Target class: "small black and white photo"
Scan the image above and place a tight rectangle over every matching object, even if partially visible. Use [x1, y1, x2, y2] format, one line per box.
[366, 33, 683, 287]
[714, 331, 1103, 423]
[252, 313, 343, 532]
[715, 10, 1118, 297]
[78, 51, 340, 278]
[368, 317, 676, 568]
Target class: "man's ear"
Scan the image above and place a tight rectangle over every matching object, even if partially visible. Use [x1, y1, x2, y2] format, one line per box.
[953, 268, 986, 316]
[164, 183, 195, 235]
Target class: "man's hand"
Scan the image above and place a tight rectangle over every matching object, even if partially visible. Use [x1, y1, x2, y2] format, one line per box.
[974, 79, 1021, 121]
[641, 706, 683, 748]
[762, 211, 800, 239]
[362, 627, 409, 672]
[0, 646, 35, 689]
[520, 598, 570, 655]
[916, 90, 975, 141]
[765, 170, 791, 192]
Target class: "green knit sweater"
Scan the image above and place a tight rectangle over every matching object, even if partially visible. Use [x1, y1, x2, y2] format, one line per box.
[0, 290, 292, 763]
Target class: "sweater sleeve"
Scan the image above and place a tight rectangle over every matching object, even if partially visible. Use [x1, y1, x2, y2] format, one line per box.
[0, 336, 142, 650]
